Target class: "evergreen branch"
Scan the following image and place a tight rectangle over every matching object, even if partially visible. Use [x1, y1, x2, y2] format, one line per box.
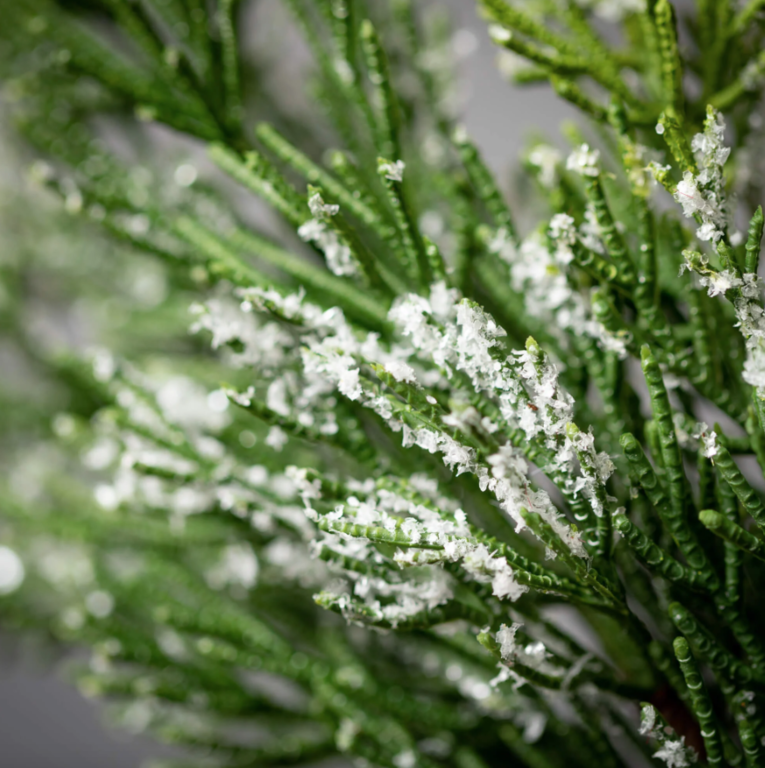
[670, 601, 765, 687]
[712, 443, 765, 532]
[227, 228, 392, 328]
[699, 509, 765, 563]
[613, 513, 707, 592]
[673, 637, 725, 767]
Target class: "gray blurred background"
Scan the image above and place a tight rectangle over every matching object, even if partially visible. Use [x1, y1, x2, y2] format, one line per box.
[0, 0, 574, 764]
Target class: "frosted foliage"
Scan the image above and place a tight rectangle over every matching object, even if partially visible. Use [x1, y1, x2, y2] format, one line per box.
[385, 359, 417, 383]
[699, 268, 742, 297]
[389, 285, 592, 557]
[190, 297, 293, 370]
[192, 290, 343, 437]
[11, 1, 765, 764]
[683, 250, 765, 392]
[298, 193, 358, 277]
[462, 543, 529, 600]
[299, 479, 528, 609]
[730, 275, 765, 390]
[654, 740, 694, 768]
[639, 705, 697, 767]
[693, 422, 718, 459]
[496, 622, 523, 661]
[380, 160, 406, 181]
[673, 109, 765, 395]
[639, 704, 657, 736]
[494, 217, 627, 359]
[674, 108, 730, 243]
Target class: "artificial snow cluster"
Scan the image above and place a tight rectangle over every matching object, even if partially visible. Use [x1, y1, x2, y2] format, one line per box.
[298, 192, 359, 277]
[639, 705, 698, 768]
[673, 108, 731, 244]
[294, 469, 528, 610]
[491, 150, 633, 361]
[670, 110, 765, 391]
[183, 279, 610, 637]
[215, 280, 606, 559]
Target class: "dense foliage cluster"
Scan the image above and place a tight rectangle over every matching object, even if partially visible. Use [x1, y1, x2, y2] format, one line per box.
[3, 0, 765, 766]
